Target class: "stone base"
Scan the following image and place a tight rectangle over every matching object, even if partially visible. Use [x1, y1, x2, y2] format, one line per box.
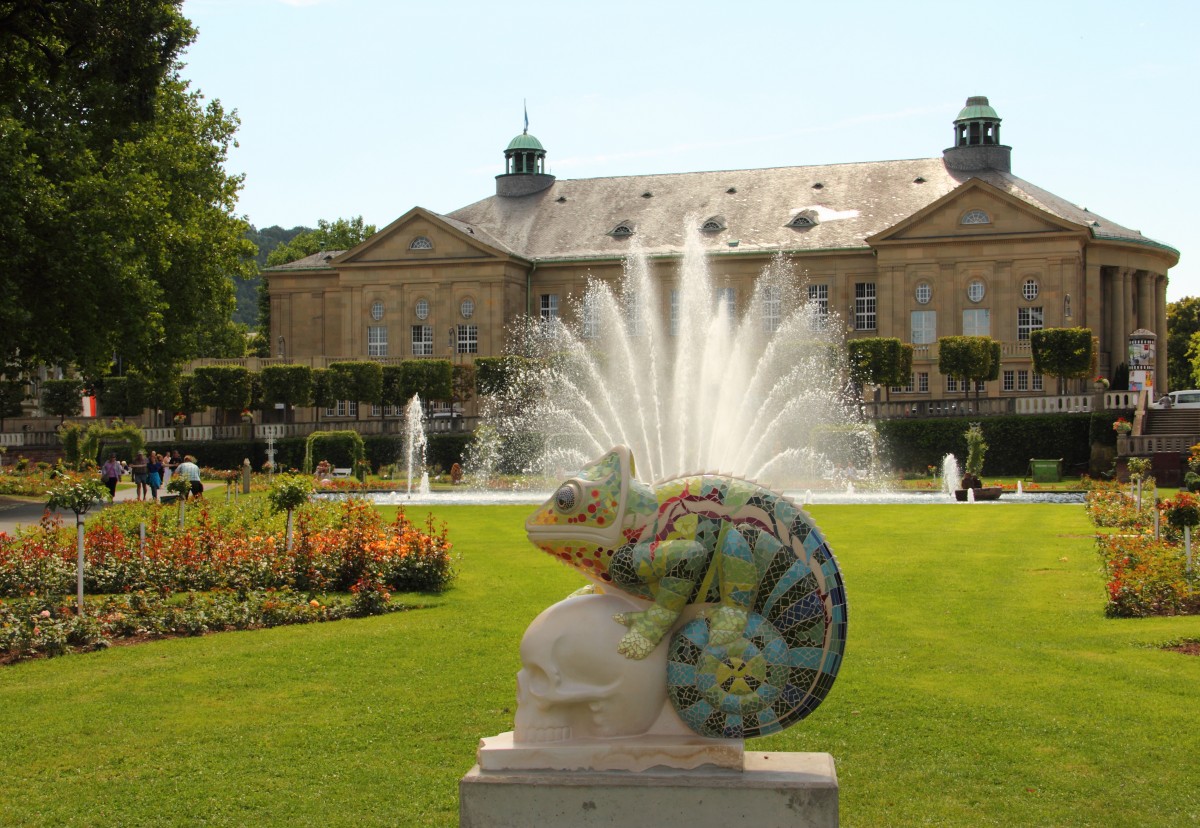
[478, 731, 743, 773]
[460, 751, 838, 828]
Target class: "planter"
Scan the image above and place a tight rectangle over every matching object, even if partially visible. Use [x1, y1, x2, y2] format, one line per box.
[954, 487, 1003, 502]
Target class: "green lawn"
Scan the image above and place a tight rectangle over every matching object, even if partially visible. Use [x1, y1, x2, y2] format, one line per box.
[1, 503, 1198, 826]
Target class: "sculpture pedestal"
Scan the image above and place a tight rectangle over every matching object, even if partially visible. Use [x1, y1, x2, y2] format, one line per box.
[460, 749, 838, 828]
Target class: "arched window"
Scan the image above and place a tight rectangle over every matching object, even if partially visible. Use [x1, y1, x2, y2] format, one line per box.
[609, 223, 634, 238]
[409, 236, 434, 250]
[961, 210, 990, 225]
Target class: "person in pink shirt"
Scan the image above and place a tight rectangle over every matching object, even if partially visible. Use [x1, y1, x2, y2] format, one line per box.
[101, 452, 123, 498]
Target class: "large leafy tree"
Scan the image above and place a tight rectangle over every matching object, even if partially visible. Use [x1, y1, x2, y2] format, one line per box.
[1168, 297, 1200, 391]
[264, 217, 377, 268]
[0, 1, 255, 378]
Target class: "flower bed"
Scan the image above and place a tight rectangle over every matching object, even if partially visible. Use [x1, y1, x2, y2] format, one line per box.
[0, 495, 455, 662]
[0, 587, 412, 664]
[1087, 482, 1200, 617]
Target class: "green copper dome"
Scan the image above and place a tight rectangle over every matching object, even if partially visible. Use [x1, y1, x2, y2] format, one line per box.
[506, 132, 545, 152]
[955, 96, 1000, 122]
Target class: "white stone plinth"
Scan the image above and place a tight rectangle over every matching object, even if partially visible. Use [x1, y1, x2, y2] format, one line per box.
[478, 731, 743, 773]
[459, 751, 838, 828]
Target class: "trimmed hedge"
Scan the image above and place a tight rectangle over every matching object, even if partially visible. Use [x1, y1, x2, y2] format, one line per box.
[876, 414, 1093, 476]
[427, 433, 473, 473]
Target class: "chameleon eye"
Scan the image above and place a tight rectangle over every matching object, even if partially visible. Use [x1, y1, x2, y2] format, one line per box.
[555, 483, 578, 513]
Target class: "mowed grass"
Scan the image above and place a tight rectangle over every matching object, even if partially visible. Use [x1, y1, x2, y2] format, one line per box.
[1, 503, 1198, 827]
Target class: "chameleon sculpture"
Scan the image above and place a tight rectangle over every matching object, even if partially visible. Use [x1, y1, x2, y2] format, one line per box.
[526, 445, 847, 739]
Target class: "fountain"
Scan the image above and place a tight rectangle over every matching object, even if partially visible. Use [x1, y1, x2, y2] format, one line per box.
[473, 227, 876, 489]
[942, 453, 962, 497]
[403, 394, 430, 497]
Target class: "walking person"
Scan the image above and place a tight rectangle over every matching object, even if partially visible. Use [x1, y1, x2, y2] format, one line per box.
[101, 453, 123, 499]
[131, 451, 149, 501]
[146, 451, 164, 503]
[161, 450, 174, 488]
[175, 454, 203, 500]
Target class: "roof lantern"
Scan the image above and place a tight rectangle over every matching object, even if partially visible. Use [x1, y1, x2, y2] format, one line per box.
[497, 104, 556, 197]
[943, 95, 1011, 173]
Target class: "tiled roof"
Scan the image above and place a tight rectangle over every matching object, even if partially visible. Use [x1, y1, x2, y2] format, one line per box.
[446, 158, 1173, 261]
[264, 250, 345, 271]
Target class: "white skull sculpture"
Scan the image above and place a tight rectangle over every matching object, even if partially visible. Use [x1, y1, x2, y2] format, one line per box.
[514, 592, 670, 743]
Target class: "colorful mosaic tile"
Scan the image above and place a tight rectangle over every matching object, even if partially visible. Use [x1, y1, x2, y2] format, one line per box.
[526, 446, 848, 739]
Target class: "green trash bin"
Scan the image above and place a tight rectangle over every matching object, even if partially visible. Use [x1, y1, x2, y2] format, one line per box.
[1029, 458, 1063, 483]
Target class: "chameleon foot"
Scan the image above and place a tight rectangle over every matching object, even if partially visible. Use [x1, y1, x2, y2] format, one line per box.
[568, 584, 599, 598]
[617, 628, 656, 659]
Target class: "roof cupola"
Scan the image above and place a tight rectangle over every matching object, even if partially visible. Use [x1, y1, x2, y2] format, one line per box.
[496, 107, 556, 197]
[943, 95, 1011, 172]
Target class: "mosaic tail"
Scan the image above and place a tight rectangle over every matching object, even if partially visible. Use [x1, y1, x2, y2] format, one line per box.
[665, 494, 848, 739]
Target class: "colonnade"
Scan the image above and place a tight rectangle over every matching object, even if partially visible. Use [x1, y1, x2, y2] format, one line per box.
[1104, 267, 1168, 393]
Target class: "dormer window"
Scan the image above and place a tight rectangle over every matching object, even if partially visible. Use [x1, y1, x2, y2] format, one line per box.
[409, 236, 434, 250]
[608, 222, 635, 238]
[641, 191, 653, 199]
[787, 210, 820, 229]
[700, 216, 726, 233]
[961, 210, 990, 225]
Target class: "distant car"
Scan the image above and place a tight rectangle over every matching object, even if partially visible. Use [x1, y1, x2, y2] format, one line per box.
[1150, 390, 1200, 409]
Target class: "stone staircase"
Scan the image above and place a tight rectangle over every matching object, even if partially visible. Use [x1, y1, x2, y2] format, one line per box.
[1142, 409, 1200, 436]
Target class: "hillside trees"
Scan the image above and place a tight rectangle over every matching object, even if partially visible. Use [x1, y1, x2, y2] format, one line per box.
[0, 1, 255, 378]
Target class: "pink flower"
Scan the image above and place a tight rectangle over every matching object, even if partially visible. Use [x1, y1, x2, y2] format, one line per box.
[39, 610, 50, 618]
[32, 626, 41, 635]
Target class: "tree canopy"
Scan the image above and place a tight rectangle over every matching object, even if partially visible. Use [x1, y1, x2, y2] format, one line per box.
[1030, 327, 1095, 393]
[1168, 297, 1200, 391]
[264, 217, 377, 268]
[0, 1, 255, 378]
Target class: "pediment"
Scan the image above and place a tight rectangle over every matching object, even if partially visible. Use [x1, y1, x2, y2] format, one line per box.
[333, 207, 508, 265]
[867, 178, 1088, 245]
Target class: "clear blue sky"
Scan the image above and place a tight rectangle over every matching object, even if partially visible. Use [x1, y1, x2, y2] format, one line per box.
[180, 0, 1198, 300]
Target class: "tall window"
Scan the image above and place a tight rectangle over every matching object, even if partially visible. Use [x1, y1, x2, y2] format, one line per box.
[411, 325, 433, 356]
[1032, 373, 1043, 392]
[540, 293, 559, 321]
[582, 296, 600, 340]
[1003, 370, 1014, 391]
[670, 289, 680, 337]
[854, 282, 876, 331]
[1018, 307, 1044, 340]
[917, 372, 929, 393]
[910, 311, 936, 344]
[717, 287, 736, 325]
[946, 375, 958, 393]
[808, 284, 828, 323]
[327, 400, 359, 418]
[962, 309, 990, 337]
[367, 325, 387, 357]
[457, 324, 478, 354]
[1017, 370, 1029, 391]
[624, 292, 643, 336]
[762, 285, 781, 332]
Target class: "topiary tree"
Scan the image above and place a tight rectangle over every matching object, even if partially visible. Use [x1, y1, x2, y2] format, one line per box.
[938, 336, 996, 402]
[847, 337, 907, 401]
[0, 378, 26, 429]
[1031, 327, 1095, 394]
[260, 364, 313, 423]
[963, 422, 988, 488]
[190, 366, 254, 423]
[42, 378, 85, 423]
[328, 361, 383, 420]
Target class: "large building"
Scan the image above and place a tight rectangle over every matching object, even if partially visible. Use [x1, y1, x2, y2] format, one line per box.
[266, 96, 1178, 411]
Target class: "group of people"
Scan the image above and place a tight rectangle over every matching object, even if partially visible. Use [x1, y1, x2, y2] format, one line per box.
[100, 450, 204, 502]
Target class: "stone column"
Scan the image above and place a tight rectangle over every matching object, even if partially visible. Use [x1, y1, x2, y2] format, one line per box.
[1156, 274, 1169, 392]
[1100, 267, 1112, 372]
[1137, 270, 1155, 331]
[1084, 261, 1099, 360]
[1110, 268, 1128, 369]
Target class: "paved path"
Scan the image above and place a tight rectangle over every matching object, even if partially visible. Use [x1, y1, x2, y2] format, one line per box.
[0, 481, 220, 535]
